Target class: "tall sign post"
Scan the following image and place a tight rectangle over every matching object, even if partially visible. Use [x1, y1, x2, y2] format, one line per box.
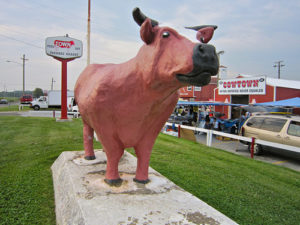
[45, 35, 83, 120]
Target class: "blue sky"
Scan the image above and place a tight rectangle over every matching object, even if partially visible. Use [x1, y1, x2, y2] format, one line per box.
[1, 0, 300, 91]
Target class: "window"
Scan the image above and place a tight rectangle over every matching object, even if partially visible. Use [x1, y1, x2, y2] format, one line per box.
[260, 118, 287, 132]
[287, 121, 300, 137]
[246, 117, 264, 128]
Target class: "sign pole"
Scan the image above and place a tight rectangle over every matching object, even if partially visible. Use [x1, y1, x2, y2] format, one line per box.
[61, 59, 68, 120]
[55, 57, 75, 120]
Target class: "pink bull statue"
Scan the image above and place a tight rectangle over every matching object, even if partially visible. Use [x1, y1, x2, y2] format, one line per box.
[75, 8, 219, 186]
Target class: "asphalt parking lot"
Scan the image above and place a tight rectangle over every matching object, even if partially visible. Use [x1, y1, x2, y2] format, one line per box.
[195, 133, 300, 172]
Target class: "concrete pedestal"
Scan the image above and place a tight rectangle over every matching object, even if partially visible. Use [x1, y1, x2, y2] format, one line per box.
[51, 150, 237, 225]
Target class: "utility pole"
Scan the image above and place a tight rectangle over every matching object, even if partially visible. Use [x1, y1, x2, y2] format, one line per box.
[51, 77, 56, 90]
[21, 54, 29, 95]
[87, 0, 91, 65]
[273, 60, 285, 79]
[216, 50, 225, 82]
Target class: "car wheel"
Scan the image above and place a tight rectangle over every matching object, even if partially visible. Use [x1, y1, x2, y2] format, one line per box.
[248, 143, 263, 155]
[34, 105, 40, 110]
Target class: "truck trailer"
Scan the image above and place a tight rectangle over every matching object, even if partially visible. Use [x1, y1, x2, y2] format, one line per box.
[30, 90, 74, 110]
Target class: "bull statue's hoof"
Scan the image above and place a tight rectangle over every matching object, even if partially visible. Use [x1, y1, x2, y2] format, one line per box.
[104, 178, 123, 187]
[84, 155, 96, 160]
[133, 178, 150, 184]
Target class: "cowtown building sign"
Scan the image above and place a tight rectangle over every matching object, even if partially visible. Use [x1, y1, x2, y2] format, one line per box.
[218, 76, 266, 95]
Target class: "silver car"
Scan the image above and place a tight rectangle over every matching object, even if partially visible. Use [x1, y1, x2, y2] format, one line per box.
[240, 113, 300, 157]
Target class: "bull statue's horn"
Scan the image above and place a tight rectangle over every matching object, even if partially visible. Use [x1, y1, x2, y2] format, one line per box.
[185, 25, 218, 31]
[132, 7, 159, 27]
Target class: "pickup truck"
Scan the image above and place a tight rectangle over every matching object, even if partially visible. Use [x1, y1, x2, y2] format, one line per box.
[20, 94, 33, 104]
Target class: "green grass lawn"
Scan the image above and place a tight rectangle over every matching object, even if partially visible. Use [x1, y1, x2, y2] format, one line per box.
[0, 105, 30, 112]
[0, 116, 299, 225]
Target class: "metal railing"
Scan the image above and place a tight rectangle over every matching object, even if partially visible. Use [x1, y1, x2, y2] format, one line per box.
[164, 122, 300, 157]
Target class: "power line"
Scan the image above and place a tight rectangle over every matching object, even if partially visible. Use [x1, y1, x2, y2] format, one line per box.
[0, 34, 43, 49]
[0, 26, 41, 40]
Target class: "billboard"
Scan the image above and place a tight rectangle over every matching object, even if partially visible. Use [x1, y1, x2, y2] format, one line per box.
[218, 76, 266, 95]
[45, 36, 83, 59]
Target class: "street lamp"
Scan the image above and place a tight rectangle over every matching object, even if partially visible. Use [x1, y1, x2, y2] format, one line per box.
[6, 60, 21, 65]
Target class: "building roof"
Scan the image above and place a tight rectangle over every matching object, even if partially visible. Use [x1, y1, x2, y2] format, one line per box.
[237, 75, 300, 90]
[266, 77, 300, 90]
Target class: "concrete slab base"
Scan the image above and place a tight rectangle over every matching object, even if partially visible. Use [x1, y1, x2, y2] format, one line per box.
[51, 150, 237, 225]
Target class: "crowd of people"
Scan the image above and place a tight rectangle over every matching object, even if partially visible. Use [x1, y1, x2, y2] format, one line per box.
[172, 105, 251, 134]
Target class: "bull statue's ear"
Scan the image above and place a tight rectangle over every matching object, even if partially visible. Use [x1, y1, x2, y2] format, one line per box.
[140, 18, 155, 44]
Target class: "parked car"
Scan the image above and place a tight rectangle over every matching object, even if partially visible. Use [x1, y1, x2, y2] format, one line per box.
[240, 113, 300, 157]
[20, 94, 33, 104]
[0, 99, 8, 104]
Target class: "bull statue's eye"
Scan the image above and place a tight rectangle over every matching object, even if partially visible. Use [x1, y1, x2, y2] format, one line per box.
[162, 31, 170, 38]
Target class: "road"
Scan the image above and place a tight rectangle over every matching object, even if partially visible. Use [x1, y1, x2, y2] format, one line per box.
[0, 110, 75, 118]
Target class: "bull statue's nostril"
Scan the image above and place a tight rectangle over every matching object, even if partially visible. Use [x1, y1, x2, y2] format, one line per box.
[198, 44, 204, 53]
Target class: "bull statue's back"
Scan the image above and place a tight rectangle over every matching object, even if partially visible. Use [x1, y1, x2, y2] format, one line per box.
[75, 7, 219, 186]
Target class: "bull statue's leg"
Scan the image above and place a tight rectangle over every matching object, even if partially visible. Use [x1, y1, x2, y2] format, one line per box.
[83, 122, 95, 160]
[102, 142, 124, 186]
[133, 140, 155, 184]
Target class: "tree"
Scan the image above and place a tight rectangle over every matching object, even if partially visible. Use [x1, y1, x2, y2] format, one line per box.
[33, 88, 43, 98]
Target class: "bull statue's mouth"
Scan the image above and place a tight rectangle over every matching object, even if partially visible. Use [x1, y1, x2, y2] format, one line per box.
[176, 43, 219, 86]
[176, 71, 214, 86]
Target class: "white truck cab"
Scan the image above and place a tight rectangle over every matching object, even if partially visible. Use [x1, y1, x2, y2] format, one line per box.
[30, 96, 49, 110]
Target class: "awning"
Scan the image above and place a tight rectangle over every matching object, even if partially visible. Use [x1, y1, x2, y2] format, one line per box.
[255, 97, 300, 107]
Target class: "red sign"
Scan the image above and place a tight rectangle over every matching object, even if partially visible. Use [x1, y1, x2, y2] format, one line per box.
[54, 40, 75, 48]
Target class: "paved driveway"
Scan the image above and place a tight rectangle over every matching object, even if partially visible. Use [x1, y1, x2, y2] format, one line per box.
[195, 133, 300, 172]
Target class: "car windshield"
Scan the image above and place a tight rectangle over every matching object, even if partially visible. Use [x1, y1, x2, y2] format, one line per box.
[287, 121, 300, 137]
[246, 117, 264, 128]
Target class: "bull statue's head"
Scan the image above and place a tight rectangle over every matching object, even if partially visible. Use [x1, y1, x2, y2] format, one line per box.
[133, 7, 219, 87]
